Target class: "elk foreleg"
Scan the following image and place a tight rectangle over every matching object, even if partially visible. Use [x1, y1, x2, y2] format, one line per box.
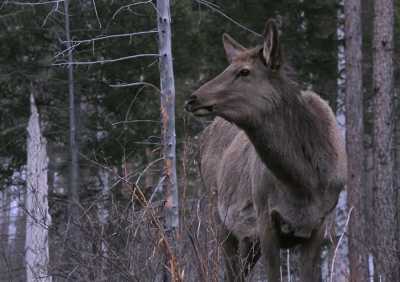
[259, 214, 281, 282]
[220, 230, 244, 282]
[239, 238, 261, 277]
[298, 225, 324, 282]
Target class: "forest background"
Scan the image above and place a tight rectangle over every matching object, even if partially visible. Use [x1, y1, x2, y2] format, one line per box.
[0, 0, 399, 281]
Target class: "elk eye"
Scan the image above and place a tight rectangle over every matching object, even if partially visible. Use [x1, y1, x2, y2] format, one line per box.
[239, 68, 250, 77]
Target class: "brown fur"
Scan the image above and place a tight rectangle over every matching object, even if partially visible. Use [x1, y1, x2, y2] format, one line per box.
[186, 20, 346, 282]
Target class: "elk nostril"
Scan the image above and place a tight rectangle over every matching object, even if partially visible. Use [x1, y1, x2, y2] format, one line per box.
[184, 95, 198, 112]
[188, 95, 197, 104]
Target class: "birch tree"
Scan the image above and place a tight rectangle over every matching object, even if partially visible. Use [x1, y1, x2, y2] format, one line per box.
[157, 0, 180, 281]
[372, 0, 399, 280]
[344, 0, 369, 280]
[25, 93, 52, 282]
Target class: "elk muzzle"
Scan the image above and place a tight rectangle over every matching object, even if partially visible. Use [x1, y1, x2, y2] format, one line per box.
[185, 94, 215, 117]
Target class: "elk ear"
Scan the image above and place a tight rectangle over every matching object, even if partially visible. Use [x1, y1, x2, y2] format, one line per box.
[223, 33, 246, 63]
[262, 19, 281, 70]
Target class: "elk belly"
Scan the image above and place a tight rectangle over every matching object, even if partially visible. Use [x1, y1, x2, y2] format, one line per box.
[216, 132, 258, 239]
[217, 197, 258, 239]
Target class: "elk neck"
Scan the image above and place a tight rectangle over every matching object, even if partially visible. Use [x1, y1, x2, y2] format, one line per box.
[242, 78, 335, 195]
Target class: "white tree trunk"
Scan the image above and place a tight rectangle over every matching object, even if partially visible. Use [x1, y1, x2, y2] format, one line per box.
[96, 168, 110, 281]
[0, 187, 11, 278]
[25, 94, 52, 282]
[157, 0, 179, 232]
[157, 1, 179, 280]
[330, 6, 350, 281]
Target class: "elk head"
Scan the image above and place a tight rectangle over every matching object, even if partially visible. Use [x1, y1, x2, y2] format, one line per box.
[185, 19, 284, 128]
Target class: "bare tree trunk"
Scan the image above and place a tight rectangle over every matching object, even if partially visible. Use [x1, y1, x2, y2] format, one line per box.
[157, 1, 180, 281]
[0, 182, 25, 281]
[96, 168, 110, 281]
[395, 2, 400, 274]
[344, 0, 369, 281]
[25, 93, 52, 282]
[371, 0, 399, 280]
[394, 72, 400, 282]
[361, 2, 376, 275]
[14, 189, 26, 281]
[0, 187, 11, 280]
[328, 5, 350, 281]
[64, 0, 80, 222]
[63, 1, 81, 277]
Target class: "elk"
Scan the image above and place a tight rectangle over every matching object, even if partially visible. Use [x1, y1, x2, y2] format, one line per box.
[185, 19, 347, 282]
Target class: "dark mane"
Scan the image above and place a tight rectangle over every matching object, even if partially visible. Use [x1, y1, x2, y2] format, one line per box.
[237, 46, 337, 190]
[234, 46, 338, 191]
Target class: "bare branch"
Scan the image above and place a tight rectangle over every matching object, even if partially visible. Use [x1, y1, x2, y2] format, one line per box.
[0, 10, 26, 19]
[148, 176, 165, 204]
[91, 0, 102, 28]
[112, 120, 159, 126]
[112, 0, 153, 20]
[54, 42, 82, 59]
[330, 207, 353, 282]
[109, 81, 160, 92]
[53, 53, 159, 66]
[68, 30, 158, 44]
[195, 0, 262, 37]
[41, 0, 61, 27]
[4, 0, 64, 6]
[55, 30, 158, 58]
[1, 123, 26, 136]
[135, 157, 164, 187]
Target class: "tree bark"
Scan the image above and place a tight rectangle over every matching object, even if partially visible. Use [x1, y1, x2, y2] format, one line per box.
[372, 0, 399, 280]
[329, 6, 350, 281]
[344, 0, 369, 281]
[63, 1, 81, 277]
[25, 93, 52, 282]
[157, 1, 180, 281]
[96, 168, 110, 281]
[394, 47, 400, 282]
[0, 187, 11, 280]
[64, 0, 80, 222]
